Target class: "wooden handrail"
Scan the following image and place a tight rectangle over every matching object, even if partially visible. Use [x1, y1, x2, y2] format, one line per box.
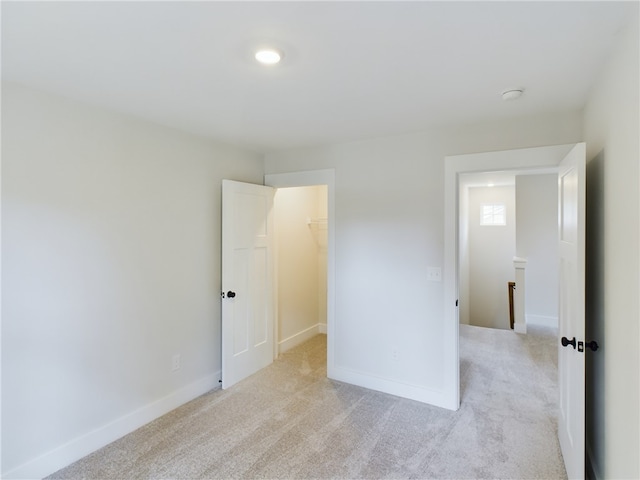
[508, 281, 516, 329]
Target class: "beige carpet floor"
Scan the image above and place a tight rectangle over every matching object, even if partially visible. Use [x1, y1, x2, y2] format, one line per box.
[48, 325, 566, 479]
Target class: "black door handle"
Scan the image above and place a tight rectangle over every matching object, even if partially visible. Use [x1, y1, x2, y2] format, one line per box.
[561, 336, 576, 349]
[585, 340, 599, 352]
[227, 291, 236, 298]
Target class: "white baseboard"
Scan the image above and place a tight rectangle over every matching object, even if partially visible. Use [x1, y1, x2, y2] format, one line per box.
[278, 323, 325, 353]
[3, 373, 220, 480]
[526, 314, 558, 328]
[328, 365, 457, 411]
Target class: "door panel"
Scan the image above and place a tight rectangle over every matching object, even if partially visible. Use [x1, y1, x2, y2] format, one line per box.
[557, 143, 586, 480]
[222, 180, 275, 389]
[253, 247, 268, 346]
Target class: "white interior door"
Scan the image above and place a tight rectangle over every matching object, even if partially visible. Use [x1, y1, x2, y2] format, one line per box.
[221, 180, 275, 389]
[557, 143, 586, 480]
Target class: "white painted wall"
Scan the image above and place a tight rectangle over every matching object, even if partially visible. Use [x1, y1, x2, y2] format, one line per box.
[515, 174, 559, 328]
[265, 111, 583, 408]
[582, 12, 639, 480]
[274, 186, 327, 352]
[467, 186, 515, 330]
[4, 72, 616, 477]
[1, 83, 264, 478]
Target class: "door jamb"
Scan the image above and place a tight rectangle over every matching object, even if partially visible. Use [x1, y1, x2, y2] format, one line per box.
[264, 169, 336, 378]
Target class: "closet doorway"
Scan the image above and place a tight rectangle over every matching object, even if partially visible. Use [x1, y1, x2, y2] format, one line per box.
[274, 185, 328, 354]
[265, 169, 336, 374]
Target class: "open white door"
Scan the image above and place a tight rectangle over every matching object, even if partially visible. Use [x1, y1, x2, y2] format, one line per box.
[221, 180, 275, 389]
[557, 143, 586, 480]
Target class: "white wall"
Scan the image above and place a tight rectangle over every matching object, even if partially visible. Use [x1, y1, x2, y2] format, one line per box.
[274, 186, 327, 352]
[265, 110, 583, 407]
[515, 174, 559, 328]
[467, 186, 515, 330]
[1, 83, 264, 478]
[582, 12, 639, 480]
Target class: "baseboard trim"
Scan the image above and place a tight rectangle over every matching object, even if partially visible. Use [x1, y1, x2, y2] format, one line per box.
[328, 365, 456, 411]
[278, 323, 325, 353]
[526, 314, 558, 328]
[3, 373, 220, 480]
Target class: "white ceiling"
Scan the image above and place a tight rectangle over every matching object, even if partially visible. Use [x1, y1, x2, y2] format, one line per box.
[2, 1, 635, 153]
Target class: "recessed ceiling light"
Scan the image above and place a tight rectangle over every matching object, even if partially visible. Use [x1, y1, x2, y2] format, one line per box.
[255, 49, 282, 65]
[502, 88, 524, 101]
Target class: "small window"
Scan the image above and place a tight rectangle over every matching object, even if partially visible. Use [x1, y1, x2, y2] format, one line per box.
[481, 203, 506, 226]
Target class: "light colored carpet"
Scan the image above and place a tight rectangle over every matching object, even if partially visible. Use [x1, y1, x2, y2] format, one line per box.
[47, 325, 566, 479]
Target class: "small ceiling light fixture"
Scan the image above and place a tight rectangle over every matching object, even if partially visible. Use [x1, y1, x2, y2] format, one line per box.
[502, 88, 524, 101]
[255, 48, 282, 65]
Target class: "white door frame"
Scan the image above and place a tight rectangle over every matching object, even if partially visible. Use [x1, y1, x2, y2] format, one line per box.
[264, 169, 336, 378]
[444, 143, 577, 408]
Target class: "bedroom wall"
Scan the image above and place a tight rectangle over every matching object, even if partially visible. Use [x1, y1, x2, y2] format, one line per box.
[1, 83, 264, 478]
[264, 110, 583, 407]
[582, 12, 639, 480]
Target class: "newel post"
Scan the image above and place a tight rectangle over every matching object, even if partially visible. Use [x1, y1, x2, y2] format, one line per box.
[513, 257, 528, 334]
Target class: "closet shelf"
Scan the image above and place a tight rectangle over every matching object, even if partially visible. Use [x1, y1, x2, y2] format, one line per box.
[306, 217, 328, 226]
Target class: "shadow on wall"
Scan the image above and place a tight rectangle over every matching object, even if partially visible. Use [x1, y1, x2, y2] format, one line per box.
[585, 149, 605, 480]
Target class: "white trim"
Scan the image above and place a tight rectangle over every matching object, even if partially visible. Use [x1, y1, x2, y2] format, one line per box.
[278, 323, 325, 353]
[3, 373, 220, 480]
[445, 144, 578, 411]
[526, 314, 558, 328]
[265, 169, 335, 188]
[264, 169, 336, 380]
[318, 323, 327, 334]
[444, 154, 461, 411]
[514, 323, 527, 334]
[331, 366, 454, 410]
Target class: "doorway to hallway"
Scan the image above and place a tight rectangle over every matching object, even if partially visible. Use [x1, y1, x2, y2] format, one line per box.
[458, 171, 559, 332]
[444, 143, 587, 479]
